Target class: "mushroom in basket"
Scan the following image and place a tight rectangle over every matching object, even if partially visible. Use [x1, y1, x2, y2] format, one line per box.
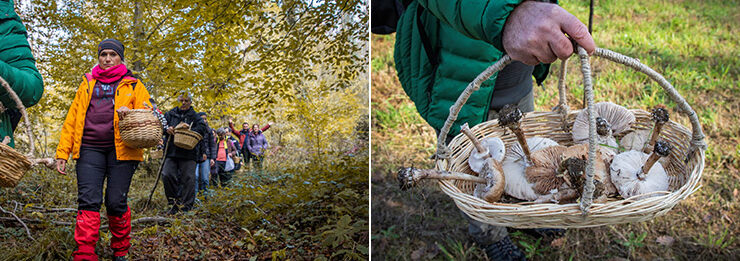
[572, 102, 635, 161]
[610, 140, 672, 198]
[521, 143, 613, 203]
[396, 123, 507, 203]
[496, 104, 561, 201]
[572, 102, 635, 144]
[460, 123, 505, 203]
[621, 105, 670, 153]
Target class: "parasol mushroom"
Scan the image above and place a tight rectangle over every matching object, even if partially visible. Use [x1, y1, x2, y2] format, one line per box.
[619, 105, 670, 153]
[460, 123, 506, 203]
[572, 102, 635, 144]
[501, 137, 560, 201]
[525, 144, 614, 203]
[620, 129, 651, 152]
[609, 140, 672, 198]
[643, 105, 670, 153]
[594, 117, 619, 158]
[396, 167, 487, 190]
[498, 104, 531, 163]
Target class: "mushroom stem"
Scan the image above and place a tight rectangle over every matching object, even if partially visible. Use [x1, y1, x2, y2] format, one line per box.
[638, 140, 672, 180]
[643, 106, 669, 154]
[460, 123, 487, 154]
[498, 104, 531, 162]
[596, 117, 611, 136]
[511, 126, 530, 161]
[397, 167, 487, 190]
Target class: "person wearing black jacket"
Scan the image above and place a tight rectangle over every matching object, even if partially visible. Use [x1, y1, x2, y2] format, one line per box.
[162, 93, 207, 214]
[194, 112, 215, 196]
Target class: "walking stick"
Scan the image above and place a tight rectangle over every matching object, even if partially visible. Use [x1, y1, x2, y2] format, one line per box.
[143, 135, 170, 211]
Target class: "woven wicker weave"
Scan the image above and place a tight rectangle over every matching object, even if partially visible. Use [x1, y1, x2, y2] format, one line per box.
[174, 129, 202, 150]
[433, 47, 706, 228]
[119, 109, 162, 148]
[0, 143, 32, 187]
[150, 149, 163, 160]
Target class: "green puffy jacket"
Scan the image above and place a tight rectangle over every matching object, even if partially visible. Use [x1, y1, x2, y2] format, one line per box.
[394, 0, 551, 136]
[0, 0, 44, 147]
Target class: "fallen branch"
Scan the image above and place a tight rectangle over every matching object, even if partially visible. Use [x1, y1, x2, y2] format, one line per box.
[13, 201, 77, 213]
[0, 217, 73, 226]
[0, 205, 35, 241]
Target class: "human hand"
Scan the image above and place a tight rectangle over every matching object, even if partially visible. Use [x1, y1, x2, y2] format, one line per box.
[268, 122, 274, 126]
[167, 126, 175, 135]
[210, 159, 215, 167]
[202, 154, 207, 161]
[56, 159, 67, 175]
[117, 106, 131, 120]
[502, 1, 595, 65]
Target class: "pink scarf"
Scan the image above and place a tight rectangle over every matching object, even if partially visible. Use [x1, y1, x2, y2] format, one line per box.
[92, 64, 127, 83]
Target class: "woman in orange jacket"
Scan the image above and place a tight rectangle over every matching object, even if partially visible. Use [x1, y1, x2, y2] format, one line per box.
[55, 39, 152, 261]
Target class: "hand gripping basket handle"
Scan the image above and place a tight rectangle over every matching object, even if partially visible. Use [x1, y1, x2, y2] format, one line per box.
[435, 47, 707, 214]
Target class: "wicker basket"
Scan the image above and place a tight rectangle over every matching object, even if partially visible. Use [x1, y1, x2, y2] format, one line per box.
[174, 129, 202, 150]
[0, 143, 32, 187]
[0, 76, 51, 187]
[119, 109, 162, 148]
[433, 47, 706, 228]
[150, 149, 163, 160]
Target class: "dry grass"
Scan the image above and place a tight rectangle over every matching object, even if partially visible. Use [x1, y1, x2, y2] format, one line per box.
[371, 0, 740, 259]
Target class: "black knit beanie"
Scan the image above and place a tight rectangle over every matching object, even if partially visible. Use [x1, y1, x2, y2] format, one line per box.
[97, 39, 125, 61]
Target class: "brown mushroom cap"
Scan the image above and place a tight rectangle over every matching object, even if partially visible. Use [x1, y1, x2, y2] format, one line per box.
[560, 144, 617, 196]
[473, 160, 506, 203]
[572, 102, 636, 143]
[525, 145, 568, 194]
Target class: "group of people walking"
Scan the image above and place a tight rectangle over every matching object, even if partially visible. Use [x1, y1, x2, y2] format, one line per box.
[161, 95, 271, 215]
[48, 38, 269, 260]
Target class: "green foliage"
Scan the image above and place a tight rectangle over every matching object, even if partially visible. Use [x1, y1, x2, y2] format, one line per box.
[435, 239, 479, 261]
[695, 225, 736, 251]
[619, 232, 647, 257]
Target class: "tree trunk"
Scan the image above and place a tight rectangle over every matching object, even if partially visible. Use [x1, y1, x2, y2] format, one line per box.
[132, 0, 145, 74]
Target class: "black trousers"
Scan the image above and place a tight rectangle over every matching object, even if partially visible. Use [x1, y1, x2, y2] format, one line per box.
[162, 158, 196, 211]
[76, 146, 139, 216]
[214, 161, 233, 186]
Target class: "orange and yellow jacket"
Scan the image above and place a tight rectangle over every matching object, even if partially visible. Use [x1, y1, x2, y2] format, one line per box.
[55, 73, 152, 161]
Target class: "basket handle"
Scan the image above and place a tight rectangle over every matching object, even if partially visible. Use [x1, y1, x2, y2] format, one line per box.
[435, 56, 512, 159]
[0, 76, 36, 158]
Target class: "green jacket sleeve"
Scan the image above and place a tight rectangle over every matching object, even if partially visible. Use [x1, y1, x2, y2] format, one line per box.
[417, 0, 524, 52]
[0, 0, 44, 109]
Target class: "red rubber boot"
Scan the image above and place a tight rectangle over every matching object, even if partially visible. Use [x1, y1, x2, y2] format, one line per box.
[108, 207, 131, 257]
[73, 210, 100, 261]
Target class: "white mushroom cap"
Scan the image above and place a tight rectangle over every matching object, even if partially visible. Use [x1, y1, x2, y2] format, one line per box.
[572, 102, 635, 143]
[620, 129, 651, 151]
[481, 137, 506, 162]
[502, 160, 539, 201]
[467, 147, 490, 174]
[501, 137, 559, 201]
[505, 137, 559, 163]
[609, 150, 669, 198]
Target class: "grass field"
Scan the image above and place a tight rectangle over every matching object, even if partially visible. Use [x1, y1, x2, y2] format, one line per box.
[371, 0, 739, 259]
